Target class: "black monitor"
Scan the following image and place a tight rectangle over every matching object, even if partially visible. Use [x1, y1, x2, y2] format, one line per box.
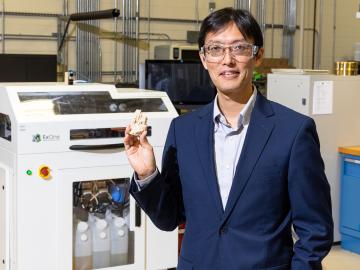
[0, 54, 57, 82]
[145, 60, 216, 105]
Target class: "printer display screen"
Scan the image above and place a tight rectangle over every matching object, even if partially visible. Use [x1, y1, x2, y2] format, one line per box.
[17, 91, 168, 114]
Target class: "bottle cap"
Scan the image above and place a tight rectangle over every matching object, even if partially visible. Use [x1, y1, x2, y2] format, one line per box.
[117, 229, 125, 237]
[80, 234, 88, 242]
[96, 219, 108, 230]
[111, 186, 124, 203]
[99, 232, 107, 239]
[114, 217, 125, 228]
[77, 221, 89, 233]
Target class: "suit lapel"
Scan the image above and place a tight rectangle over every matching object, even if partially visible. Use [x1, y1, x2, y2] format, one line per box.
[195, 103, 224, 217]
[221, 94, 275, 224]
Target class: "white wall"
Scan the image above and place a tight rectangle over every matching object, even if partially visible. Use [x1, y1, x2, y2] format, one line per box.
[1, 0, 360, 82]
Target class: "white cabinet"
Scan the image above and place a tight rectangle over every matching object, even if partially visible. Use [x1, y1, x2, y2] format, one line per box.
[267, 74, 360, 242]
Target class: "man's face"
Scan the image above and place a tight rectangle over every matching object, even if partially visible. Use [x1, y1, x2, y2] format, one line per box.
[200, 22, 263, 96]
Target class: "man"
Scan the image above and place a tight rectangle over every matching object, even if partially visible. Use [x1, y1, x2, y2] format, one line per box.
[124, 7, 333, 270]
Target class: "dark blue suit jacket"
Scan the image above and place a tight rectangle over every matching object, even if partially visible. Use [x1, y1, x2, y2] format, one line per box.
[130, 93, 333, 270]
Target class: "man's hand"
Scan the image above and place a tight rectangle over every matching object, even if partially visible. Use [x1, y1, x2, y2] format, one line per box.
[124, 124, 156, 180]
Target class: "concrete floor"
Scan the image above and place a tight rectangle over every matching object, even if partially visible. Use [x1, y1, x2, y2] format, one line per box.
[323, 245, 360, 270]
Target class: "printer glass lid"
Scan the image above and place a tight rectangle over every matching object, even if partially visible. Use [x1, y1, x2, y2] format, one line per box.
[17, 91, 168, 114]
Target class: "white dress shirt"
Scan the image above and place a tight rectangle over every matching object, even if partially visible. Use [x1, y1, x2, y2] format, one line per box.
[213, 88, 257, 208]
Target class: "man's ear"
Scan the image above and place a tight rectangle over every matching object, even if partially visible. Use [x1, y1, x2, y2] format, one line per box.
[199, 52, 208, 70]
[254, 47, 264, 68]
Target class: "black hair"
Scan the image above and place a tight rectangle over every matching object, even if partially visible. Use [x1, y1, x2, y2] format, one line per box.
[198, 7, 263, 50]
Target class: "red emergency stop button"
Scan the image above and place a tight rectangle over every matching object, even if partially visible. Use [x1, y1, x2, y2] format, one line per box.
[38, 165, 51, 179]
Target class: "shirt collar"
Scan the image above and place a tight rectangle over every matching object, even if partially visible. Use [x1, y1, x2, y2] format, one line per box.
[213, 86, 257, 130]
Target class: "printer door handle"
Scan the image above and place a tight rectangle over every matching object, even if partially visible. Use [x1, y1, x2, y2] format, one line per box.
[69, 143, 125, 151]
[135, 203, 141, 227]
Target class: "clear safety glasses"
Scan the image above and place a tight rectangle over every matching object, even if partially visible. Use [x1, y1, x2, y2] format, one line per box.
[200, 42, 259, 63]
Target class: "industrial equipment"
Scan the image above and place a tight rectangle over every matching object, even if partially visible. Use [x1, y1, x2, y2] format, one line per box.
[0, 83, 178, 270]
[267, 73, 360, 242]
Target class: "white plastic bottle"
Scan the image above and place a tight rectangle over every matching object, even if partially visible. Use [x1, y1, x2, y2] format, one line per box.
[74, 221, 93, 270]
[110, 216, 129, 266]
[92, 218, 111, 268]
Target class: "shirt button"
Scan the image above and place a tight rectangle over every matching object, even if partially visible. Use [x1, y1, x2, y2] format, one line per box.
[226, 164, 230, 169]
[219, 226, 228, 235]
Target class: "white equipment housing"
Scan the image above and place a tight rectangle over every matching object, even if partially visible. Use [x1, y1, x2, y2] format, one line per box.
[0, 83, 178, 270]
[267, 73, 360, 242]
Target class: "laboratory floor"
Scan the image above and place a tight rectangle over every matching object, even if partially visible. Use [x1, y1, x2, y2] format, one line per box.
[323, 245, 360, 269]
